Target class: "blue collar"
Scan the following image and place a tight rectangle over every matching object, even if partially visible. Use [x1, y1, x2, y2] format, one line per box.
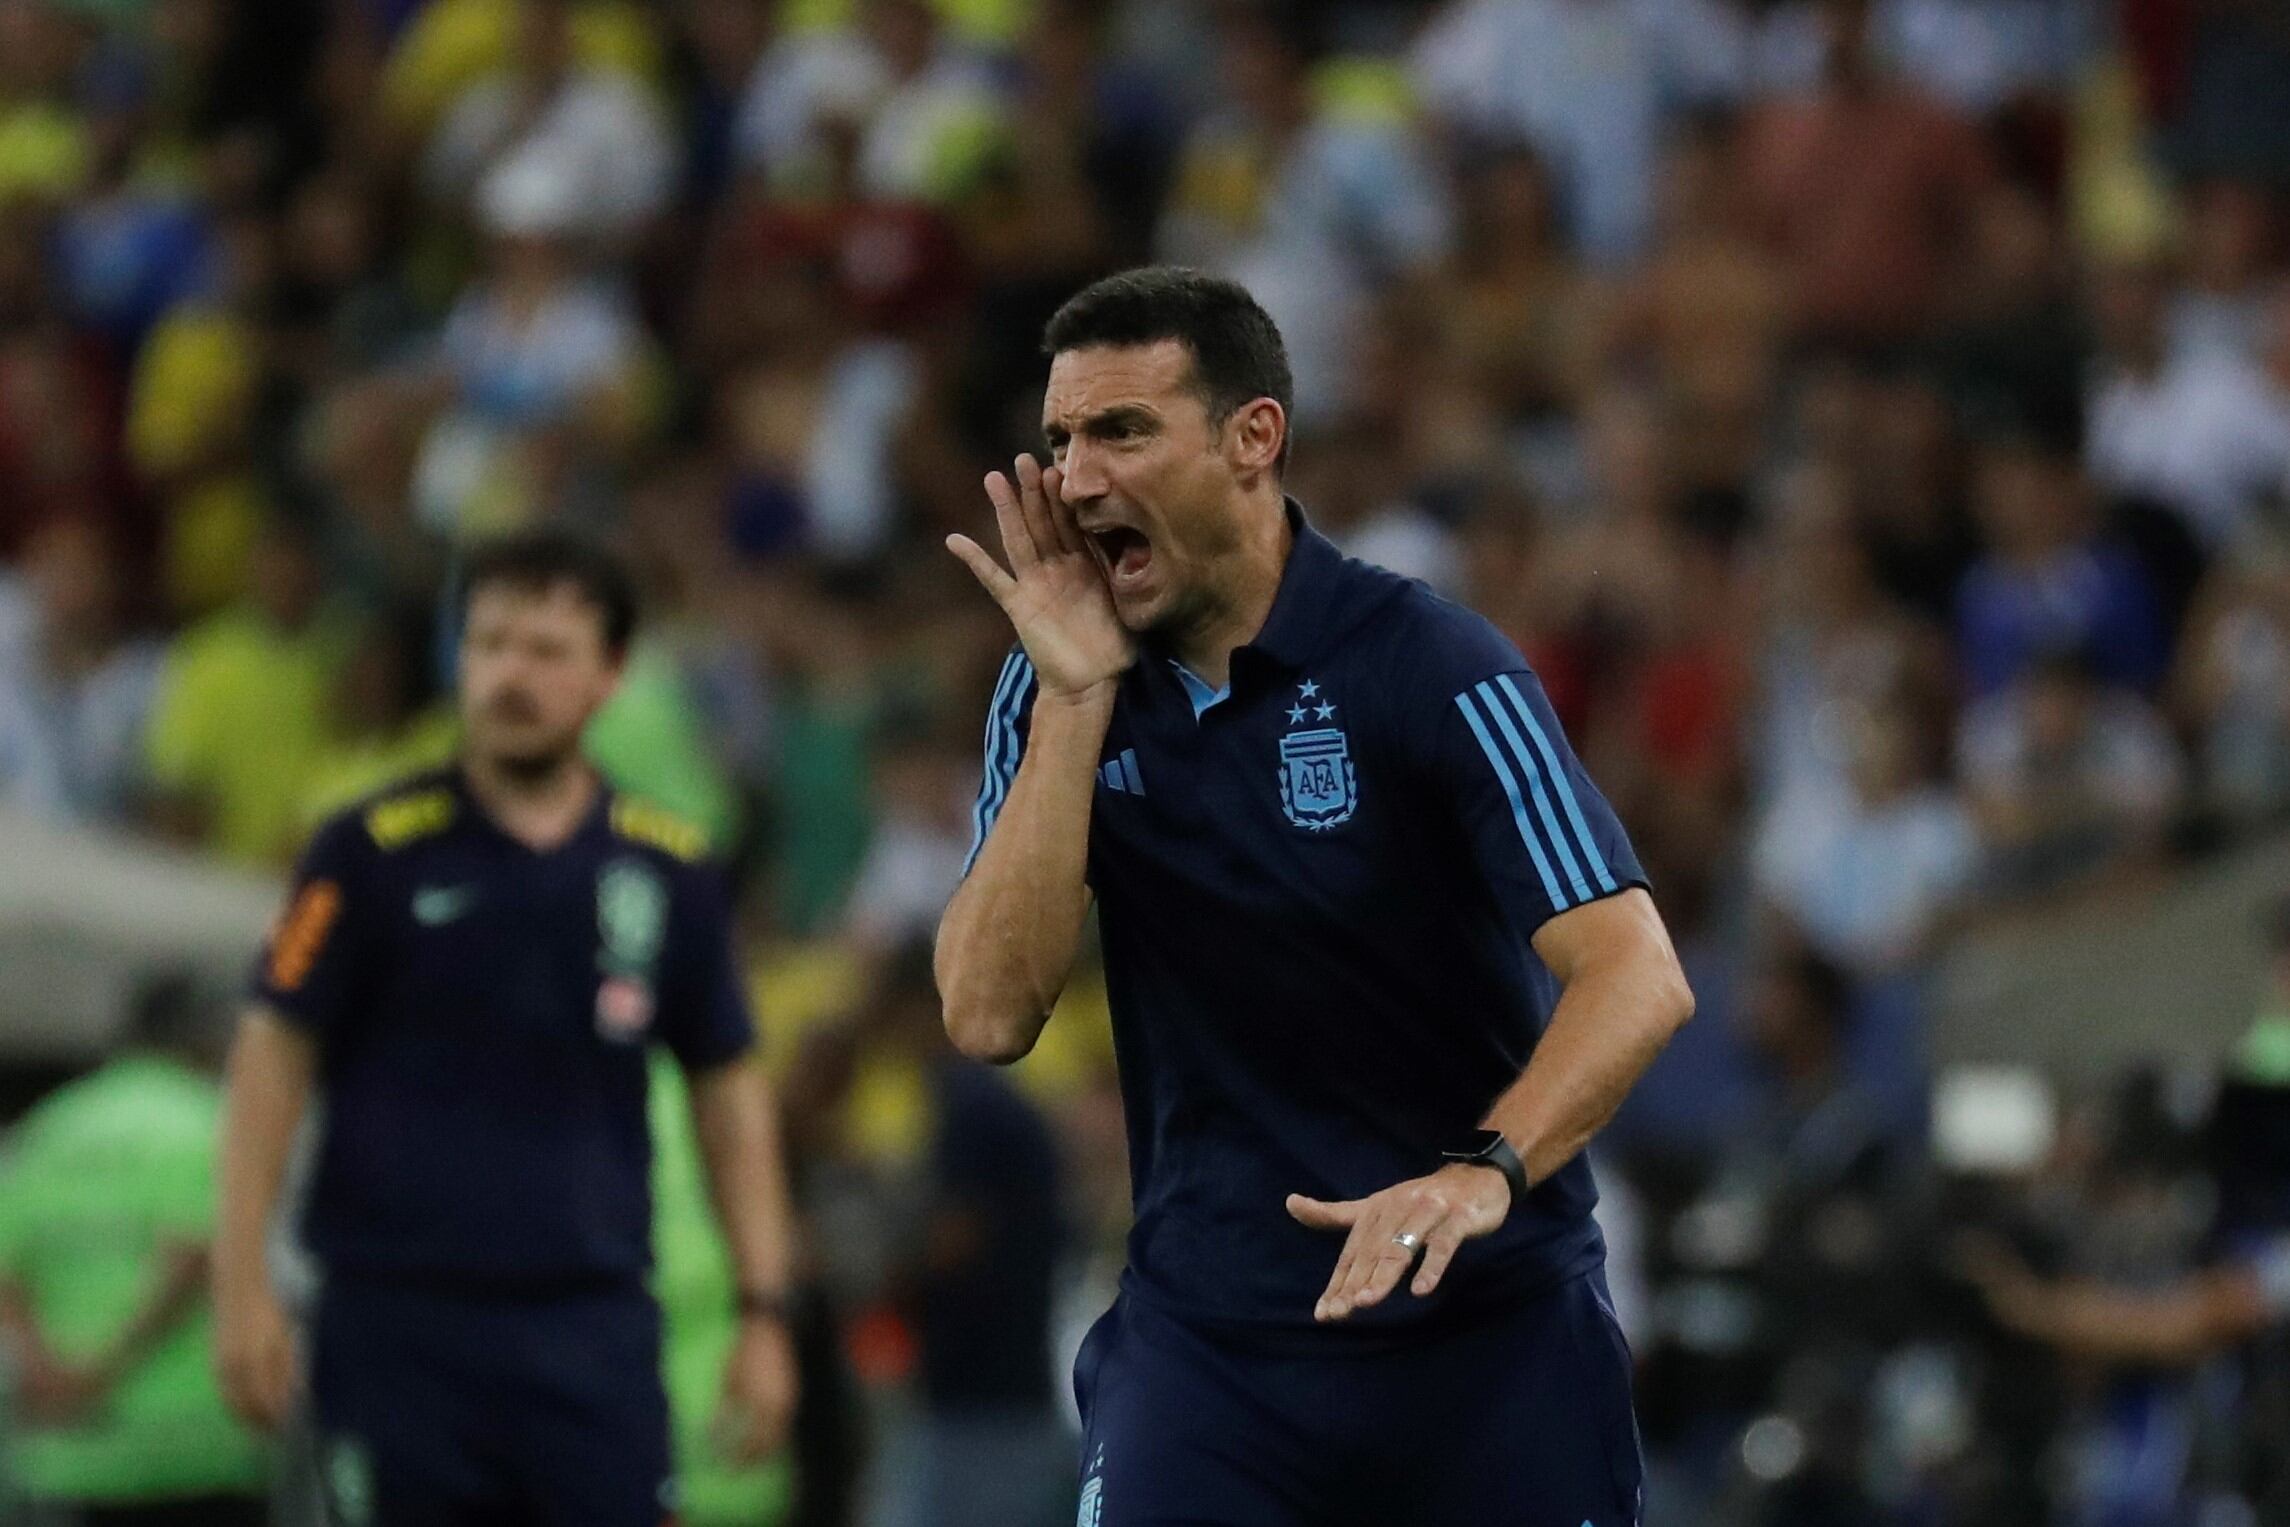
[1239, 499, 1346, 674]
[1143, 499, 1363, 705]
[1167, 660, 1230, 718]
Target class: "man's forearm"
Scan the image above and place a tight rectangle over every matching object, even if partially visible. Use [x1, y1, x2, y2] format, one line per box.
[214, 1009, 315, 1306]
[690, 1059, 797, 1299]
[2018, 1273, 2269, 1365]
[1482, 954, 1692, 1187]
[935, 684, 1112, 1063]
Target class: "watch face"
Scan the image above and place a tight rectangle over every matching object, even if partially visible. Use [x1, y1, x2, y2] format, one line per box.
[1451, 1129, 1506, 1159]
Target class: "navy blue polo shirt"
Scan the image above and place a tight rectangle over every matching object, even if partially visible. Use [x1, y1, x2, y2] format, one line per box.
[966, 507, 1649, 1340]
[251, 767, 755, 1289]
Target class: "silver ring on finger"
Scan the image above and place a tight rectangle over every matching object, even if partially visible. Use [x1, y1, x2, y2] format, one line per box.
[1391, 1231, 1423, 1253]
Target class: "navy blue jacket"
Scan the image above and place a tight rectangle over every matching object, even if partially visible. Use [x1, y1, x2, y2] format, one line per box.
[966, 508, 1649, 1340]
[252, 768, 754, 1288]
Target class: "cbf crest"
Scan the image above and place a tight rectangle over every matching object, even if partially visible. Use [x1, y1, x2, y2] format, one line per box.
[595, 858, 667, 1041]
[1278, 679, 1356, 829]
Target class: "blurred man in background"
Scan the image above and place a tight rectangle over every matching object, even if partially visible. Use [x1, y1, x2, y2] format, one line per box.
[140, 516, 351, 869]
[864, 941, 1069, 1527]
[0, 970, 266, 1527]
[212, 530, 798, 1525]
[0, 515, 161, 826]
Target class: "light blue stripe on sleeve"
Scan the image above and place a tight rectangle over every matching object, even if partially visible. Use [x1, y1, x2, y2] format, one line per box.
[1476, 680, 1590, 904]
[983, 658, 1035, 820]
[963, 652, 1031, 875]
[1495, 673, 1617, 894]
[1455, 689, 1566, 910]
[967, 650, 1024, 846]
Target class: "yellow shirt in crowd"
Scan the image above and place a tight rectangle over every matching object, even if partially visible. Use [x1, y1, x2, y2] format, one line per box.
[143, 610, 351, 867]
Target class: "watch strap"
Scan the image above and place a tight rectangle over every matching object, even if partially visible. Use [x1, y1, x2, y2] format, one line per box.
[1442, 1130, 1528, 1209]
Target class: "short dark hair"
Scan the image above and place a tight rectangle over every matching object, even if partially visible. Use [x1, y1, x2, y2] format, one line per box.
[458, 529, 638, 654]
[1042, 266, 1295, 471]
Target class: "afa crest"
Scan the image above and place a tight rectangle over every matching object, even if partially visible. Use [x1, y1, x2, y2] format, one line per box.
[1278, 727, 1357, 829]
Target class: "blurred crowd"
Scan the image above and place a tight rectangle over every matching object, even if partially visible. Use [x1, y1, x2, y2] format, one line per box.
[1, 0, 2289, 1521]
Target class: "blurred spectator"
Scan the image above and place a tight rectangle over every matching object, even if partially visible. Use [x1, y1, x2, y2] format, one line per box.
[1956, 417, 2168, 699]
[1655, 947, 1911, 1498]
[761, 580, 882, 936]
[1955, 1071, 2217, 1527]
[1604, 117, 1787, 459]
[0, 516, 159, 825]
[841, 711, 974, 961]
[2176, 534, 2290, 831]
[1410, 0, 1742, 267]
[731, 0, 892, 198]
[0, 218, 125, 566]
[296, 603, 457, 829]
[1865, 0, 2102, 114]
[406, 149, 654, 538]
[1740, 0, 1993, 351]
[269, 168, 424, 390]
[950, 0, 1177, 441]
[0, 970, 266, 1525]
[1733, 948, 1906, 1211]
[1000, 0, 1176, 268]
[1163, 2, 1450, 423]
[1286, 423, 1462, 595]
[585, 636, 744, 854]
[1840, 371, 1982, 624]
[125, 212, 279, 620]
[1752, 687, 1977, 977]
[2165, 178, 2277, 366]
[140, 514, 350, 866]
[380, 0, 664, 139]
[698, 238, 928, 567]
[864, 947, 1072, 1527]
[0, 0, 94, 206]
[1753, 461, 1952, 811]
[735, 0, 1002, 209]
[2088, 267, 2290, 555]
[1957, 648, 2182, 896]
[845, 0, 1003, 205]
[421, 0, 677, 247]
[48, 41, 217, 363]
[669, 0, 771, 210]
[1434, 141, 1600, 426]
[1929, 181, 2089, 463]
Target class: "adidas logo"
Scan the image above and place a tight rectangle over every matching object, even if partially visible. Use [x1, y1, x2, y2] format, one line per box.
[1098, 748, 1145, 796]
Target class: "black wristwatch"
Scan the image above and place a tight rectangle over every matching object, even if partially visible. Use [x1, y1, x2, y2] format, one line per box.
[1441, 1129, 1528, 1213]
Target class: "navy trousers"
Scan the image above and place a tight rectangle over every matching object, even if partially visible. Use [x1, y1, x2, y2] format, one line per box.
[310, 1278, 673, 1527]
[1073, 1270, 1643, 1527]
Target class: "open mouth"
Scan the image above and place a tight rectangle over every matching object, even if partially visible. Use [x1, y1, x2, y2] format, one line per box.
[1088, 525, 1154, 589]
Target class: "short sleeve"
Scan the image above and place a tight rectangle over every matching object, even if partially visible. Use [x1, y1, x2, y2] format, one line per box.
[655, 863, 757, 1072]
[1432, 665, 1648, 936]
[248, 813, 373, 1035]
[961, 647, 1039, 878]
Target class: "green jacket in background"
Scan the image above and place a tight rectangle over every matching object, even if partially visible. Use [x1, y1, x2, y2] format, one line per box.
[0, 1056, 268, 1503]
[650, 1058, 795, 1527]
